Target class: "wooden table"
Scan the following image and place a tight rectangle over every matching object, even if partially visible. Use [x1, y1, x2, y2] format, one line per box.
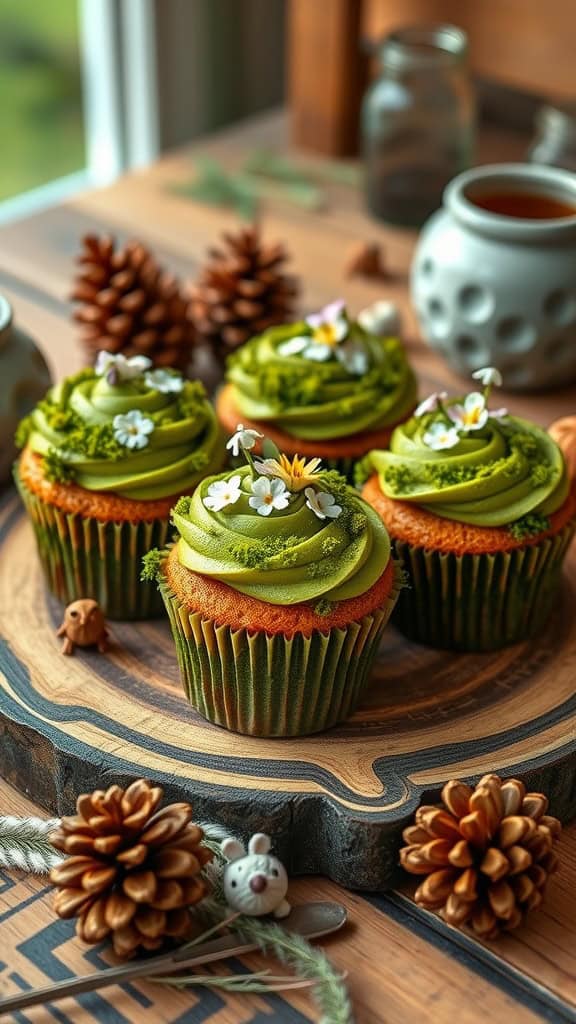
[0, 111, 575, 1023]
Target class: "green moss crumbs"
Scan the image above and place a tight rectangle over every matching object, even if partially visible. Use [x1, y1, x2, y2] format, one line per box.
[228, 534, 301, 569]
[508, 513, 550, 541]
[313, 598, 334, 616]
[141, 548, 165, 582]
[173, 495, 192, 517]
[176, 381, 208, 419]
[43, 449, 76, 484]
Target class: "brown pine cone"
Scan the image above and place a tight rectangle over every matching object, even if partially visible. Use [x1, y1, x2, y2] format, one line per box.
[49, 779, 213, 958]
[188, 226, 299, 362]
[400, 774, 561, 939]
[72, 234, 196, 371]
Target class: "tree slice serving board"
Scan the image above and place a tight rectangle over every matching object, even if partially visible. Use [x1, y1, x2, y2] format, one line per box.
[1, 490, 575, 889]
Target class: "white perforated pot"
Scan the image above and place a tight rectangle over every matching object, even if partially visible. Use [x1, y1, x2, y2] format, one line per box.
[410, 163, 576, 391]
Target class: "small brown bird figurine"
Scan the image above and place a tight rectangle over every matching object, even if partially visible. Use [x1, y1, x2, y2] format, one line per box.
[56, 599, 109, 656]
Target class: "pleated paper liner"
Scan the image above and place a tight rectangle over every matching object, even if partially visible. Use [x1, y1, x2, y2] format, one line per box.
[392, 523, 575, 652]
[159, 568, 402, 737]
[15, 471, 169, 620]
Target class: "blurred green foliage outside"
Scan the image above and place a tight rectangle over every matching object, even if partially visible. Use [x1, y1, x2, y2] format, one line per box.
[0, 0, 85, 202]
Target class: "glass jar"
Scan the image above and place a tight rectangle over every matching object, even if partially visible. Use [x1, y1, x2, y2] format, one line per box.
[362, 24, 475, 227]
[528, 103, 576, 173]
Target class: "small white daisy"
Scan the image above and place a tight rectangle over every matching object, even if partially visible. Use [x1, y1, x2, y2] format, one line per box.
[226, 423, 264, 458]
[113, 409, 155, 449]
[203, 475, 243, 512]
[448, 392, 488, 432]
[305, 487, 342, 520]
[423, 421, 461, 450]
[144, 368, 184, 393]
[248, 476, 290, 516]
[472, 366, 503, 388]
[95, 351, 152, 384]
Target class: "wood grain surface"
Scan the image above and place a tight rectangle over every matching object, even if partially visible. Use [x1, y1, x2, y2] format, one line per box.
[1, 776, 576, 1023]
[0, 110, 575, 1022]
[1, 486, 576, 889]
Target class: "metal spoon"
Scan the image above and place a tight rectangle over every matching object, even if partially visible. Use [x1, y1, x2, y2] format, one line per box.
[0, 901, 347, 1016]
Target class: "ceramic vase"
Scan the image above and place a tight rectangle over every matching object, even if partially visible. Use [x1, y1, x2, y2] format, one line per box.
[411, 163, 576, 390]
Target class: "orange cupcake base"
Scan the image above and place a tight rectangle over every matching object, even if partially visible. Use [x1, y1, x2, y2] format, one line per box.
[164, 543, 396, 638]
[159, 551, 401, 736]
[362, 474, 576, 651]
[18, 446, 180, 524]
[362, 473, 576, 555]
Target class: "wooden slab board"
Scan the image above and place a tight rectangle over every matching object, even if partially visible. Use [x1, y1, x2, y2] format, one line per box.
[1, 487, 575, 890]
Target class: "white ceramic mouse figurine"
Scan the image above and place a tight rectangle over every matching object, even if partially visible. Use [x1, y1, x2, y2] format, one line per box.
[221, 832, 291, 918]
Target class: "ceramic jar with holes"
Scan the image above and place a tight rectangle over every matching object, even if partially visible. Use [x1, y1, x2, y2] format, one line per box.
[411, 163, 576, 390]
[0, 295, 52, 483]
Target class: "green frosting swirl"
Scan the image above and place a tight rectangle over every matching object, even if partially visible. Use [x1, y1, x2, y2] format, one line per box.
[172, 466, 391, 605]
[20, 368, 224, 500]
[226, 323, 416, 440]
[367, 411, 569, 528]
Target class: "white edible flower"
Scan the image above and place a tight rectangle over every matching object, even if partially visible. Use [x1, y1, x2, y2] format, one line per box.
[113, 409, 155, 449]
[448, 392, 488, 432]
[203, 475, 243, 512]
[490, 407, 509, 421]
[144, 369, 184, 393]
[423, 421, 461, 451]
[248, 476, 290, 516]
[278, 299, 367, 376]
[472, 366, 503, 388]
[415, 391, 448, 418]
[95, 351, 152, 384]
[305, 487, 342, 520]
[226, 423, 264, 458]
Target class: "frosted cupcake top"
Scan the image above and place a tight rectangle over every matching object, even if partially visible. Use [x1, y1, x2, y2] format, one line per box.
[167, 425, 391, 608]
[226, 299, 416, 440]
[361, 367, 569, 534]
[16, 352, 223, 500]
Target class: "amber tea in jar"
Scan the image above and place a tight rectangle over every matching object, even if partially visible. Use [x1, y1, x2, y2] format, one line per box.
[362, 24, 475, 227]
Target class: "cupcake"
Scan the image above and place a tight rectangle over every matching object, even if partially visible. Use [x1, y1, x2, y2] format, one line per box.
[360, 367, 576, 651]
[15, 352, 225, 619]
[216, 299, 417, 480]
[148, 428, 402, 736]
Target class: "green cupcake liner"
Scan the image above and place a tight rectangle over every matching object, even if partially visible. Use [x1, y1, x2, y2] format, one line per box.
[15, 471, 169, 620]
[159, 569, 402, 737]
[392, 524, 575, 651]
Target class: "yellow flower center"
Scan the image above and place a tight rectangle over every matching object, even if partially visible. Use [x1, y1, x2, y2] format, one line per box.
[464, 406, 481, 425]
[313, 323, 339, 347]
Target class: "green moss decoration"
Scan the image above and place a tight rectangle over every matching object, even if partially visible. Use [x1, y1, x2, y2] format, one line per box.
[508, 513, 550, 541]
[141, 548, 165, 582]
[43, 449, 76, 484]
[65, 423, 125, 460]
[228, 535, 301, 570]
[176, 381, 208, 420]
[318, 470, 349, 502]
[173, 496, 193, 517]
[313, 598, 334, 616]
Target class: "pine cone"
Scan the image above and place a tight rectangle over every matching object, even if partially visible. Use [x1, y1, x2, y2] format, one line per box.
[49, 779, 213, 958]
[72, 234, 195, 371]
[400, 774, 561, 939]
[188, 226, 299, 361]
